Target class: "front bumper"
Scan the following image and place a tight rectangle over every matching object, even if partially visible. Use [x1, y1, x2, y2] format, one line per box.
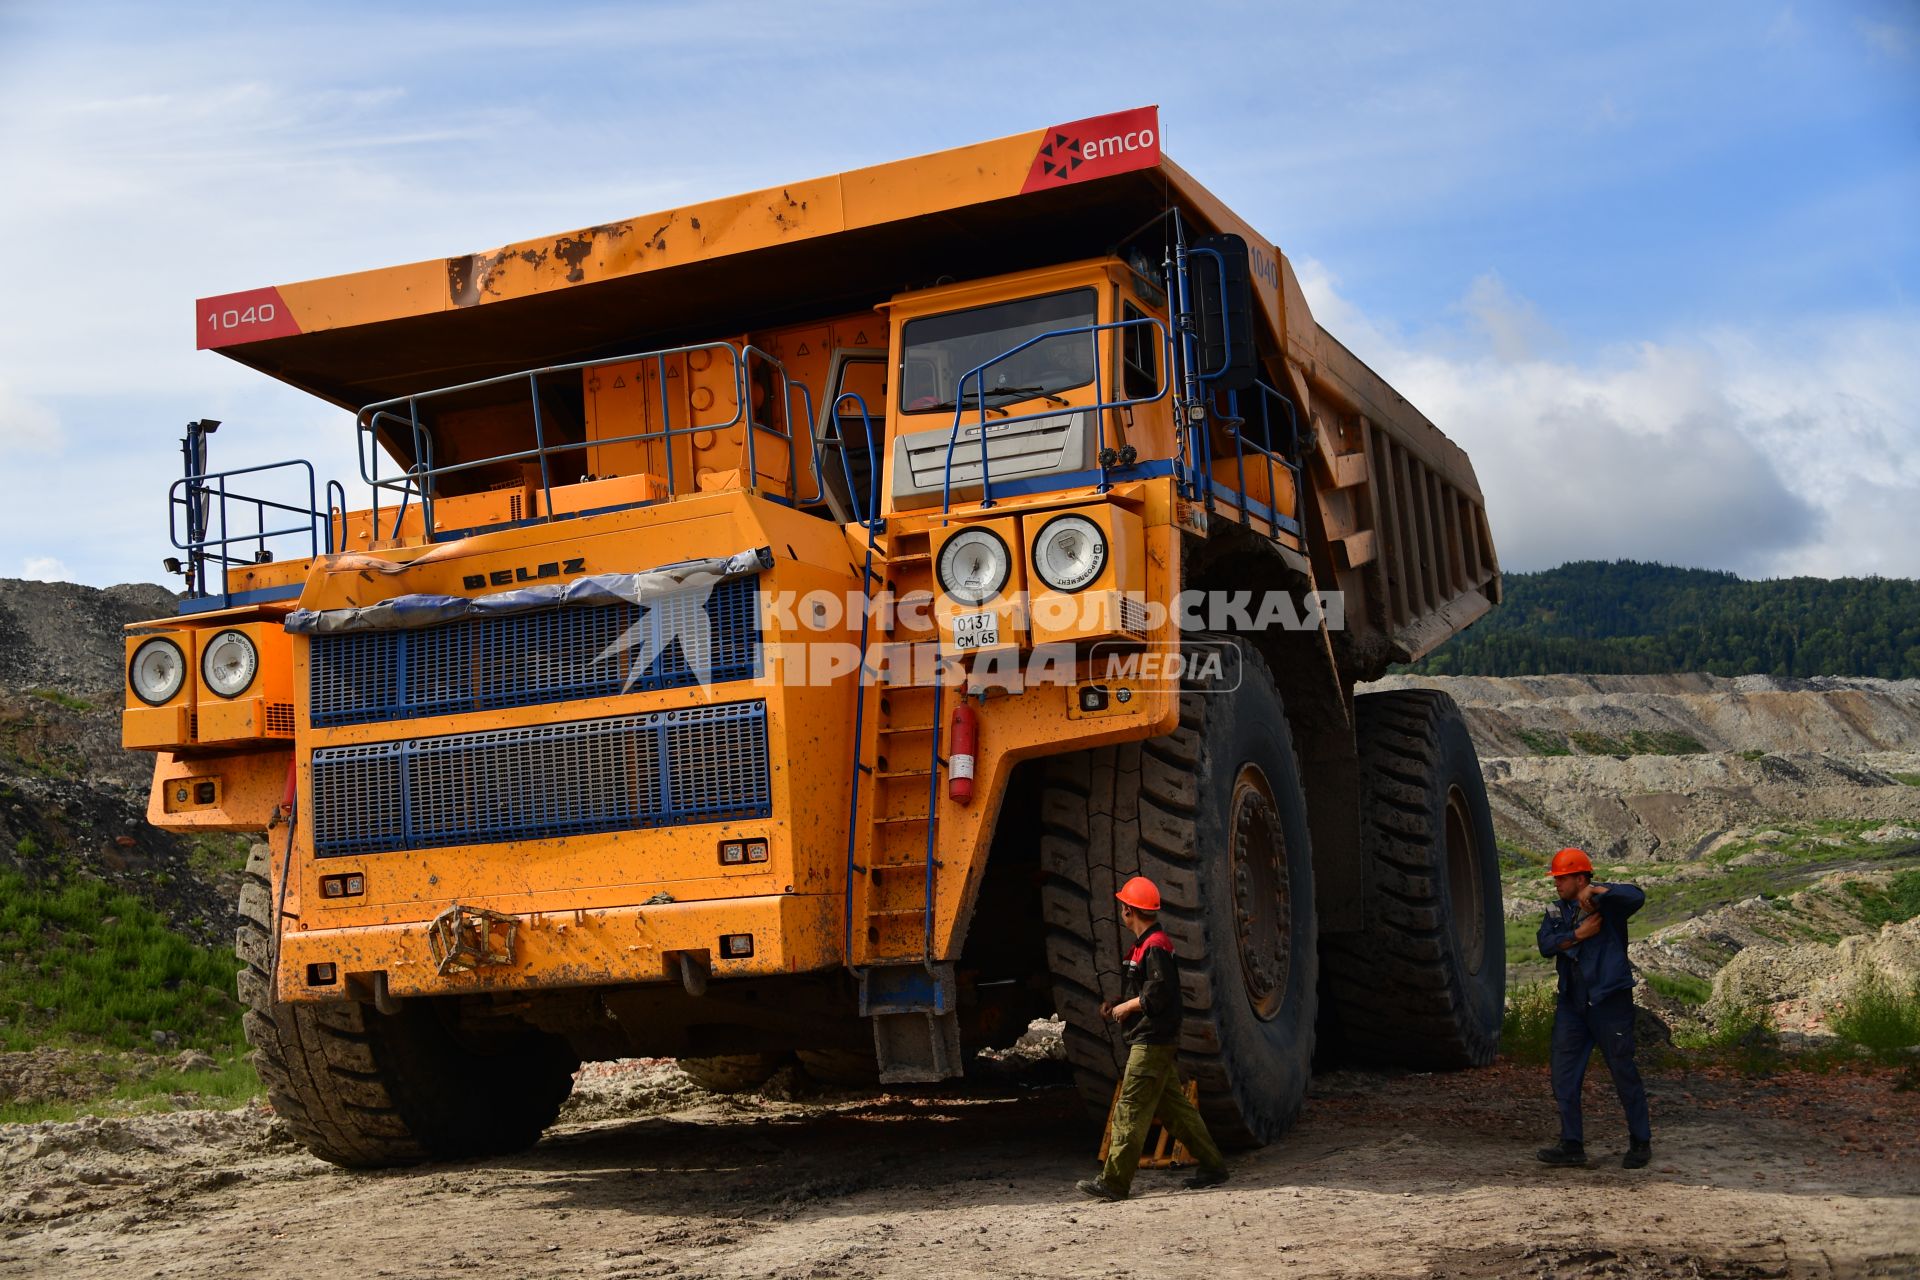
[275, 892, 839, 1003]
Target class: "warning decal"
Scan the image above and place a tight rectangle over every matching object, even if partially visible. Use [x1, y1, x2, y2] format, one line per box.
[1019, 106, 1161, 194]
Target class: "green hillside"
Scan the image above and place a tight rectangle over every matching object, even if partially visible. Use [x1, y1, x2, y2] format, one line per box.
[1407, 561, 1920, 679]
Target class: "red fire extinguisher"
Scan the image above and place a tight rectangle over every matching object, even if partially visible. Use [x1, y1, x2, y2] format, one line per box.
[949, 700, 979, 805]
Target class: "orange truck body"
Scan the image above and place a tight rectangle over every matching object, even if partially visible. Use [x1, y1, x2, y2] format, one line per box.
[127, 107, 1497, 1073]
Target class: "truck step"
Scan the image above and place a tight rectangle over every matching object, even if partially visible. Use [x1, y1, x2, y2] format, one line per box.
[859, 963, 962, 1083]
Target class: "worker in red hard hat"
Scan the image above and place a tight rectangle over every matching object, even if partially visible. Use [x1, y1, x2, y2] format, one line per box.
[1076, 874, 1229, 1201]
[1535, 847, 1652, 1170]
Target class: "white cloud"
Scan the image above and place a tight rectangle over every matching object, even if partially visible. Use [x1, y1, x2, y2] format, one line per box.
[1299, 264, 1920, 579]
[21, 556, 73, 582]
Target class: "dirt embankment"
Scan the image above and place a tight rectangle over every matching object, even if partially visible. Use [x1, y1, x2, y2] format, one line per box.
[1372, 674, 1920, 861]
[0, 578, 242, 946]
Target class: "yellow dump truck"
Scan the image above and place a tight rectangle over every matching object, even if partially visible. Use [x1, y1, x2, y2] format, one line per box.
[125, 107, 1503, 1165]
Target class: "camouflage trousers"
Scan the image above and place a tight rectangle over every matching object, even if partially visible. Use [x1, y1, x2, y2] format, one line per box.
[1100, 1042, 1226, 1193]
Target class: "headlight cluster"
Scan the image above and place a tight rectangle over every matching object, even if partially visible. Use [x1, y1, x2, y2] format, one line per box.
[1031, 514, 1107, 592]
[936, 528, 1011, 605]
[129, 638, 187, 705]
[200, 629, 259, 698]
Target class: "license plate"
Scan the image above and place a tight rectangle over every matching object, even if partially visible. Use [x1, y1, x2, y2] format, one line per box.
[952, 610, 1000, 651]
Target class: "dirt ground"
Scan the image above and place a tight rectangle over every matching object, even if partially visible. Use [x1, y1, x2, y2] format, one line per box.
[3, 1058, 1917, 1280]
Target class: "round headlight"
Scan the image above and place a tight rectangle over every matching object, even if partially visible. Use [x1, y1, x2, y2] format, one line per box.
[937, 527, 1011, 606]
[200, 629, 259, 699]
[129, 637, 187, 705]
[1032, 514, 1108, 592]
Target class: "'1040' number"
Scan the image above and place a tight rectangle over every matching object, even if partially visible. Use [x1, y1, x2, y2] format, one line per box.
[207, 303, 276, 330]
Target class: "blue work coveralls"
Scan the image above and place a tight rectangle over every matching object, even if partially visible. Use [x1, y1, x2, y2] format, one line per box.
[1537, 882, 1651, 1145]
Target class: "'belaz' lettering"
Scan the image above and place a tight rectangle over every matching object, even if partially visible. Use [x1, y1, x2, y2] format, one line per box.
[462, 557, 585, 591]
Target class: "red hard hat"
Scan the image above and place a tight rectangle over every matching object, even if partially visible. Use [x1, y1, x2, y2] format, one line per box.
[1115, 875, 1161, 912]
[1546, 847, 1594, 878]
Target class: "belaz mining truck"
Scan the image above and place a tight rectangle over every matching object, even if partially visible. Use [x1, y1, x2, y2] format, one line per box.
[124, 107, 1504, 1166]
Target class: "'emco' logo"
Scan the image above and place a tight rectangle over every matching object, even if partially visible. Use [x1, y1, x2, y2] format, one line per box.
[463, 557, 584, 590]
[1021, 106, 1162, 194]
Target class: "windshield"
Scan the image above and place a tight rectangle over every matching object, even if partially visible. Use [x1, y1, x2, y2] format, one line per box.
[900, 288, 1097, 414]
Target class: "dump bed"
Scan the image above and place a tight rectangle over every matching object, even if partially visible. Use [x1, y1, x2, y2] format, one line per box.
[198, 106, 1496, 671]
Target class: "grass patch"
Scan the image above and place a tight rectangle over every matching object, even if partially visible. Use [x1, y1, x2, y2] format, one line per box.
[27, 687, 94, 713]
[1645, 971, 1712, 1006]
[0, 1048, 260, 1124]
[1517, 729, 1571, 757]
[1739, 749, 1768, 762]
[185, 833, 251, 881]
[1890, 772, 1920, 788]
[1497, 838, 1548, 872]
[1501, 982, 1559, 1065]
[1566, 729, 1707, 757]
[1843, 870, 1920, 928]
[1829, 976, 1920, 1063]
[0, 869, 243, 1054]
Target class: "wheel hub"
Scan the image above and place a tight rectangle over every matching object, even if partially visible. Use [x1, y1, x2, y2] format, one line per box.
[1228, 764, 1291, 1022]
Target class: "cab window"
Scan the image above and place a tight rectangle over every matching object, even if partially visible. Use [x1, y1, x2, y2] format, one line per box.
[900, 288, 1097, 414]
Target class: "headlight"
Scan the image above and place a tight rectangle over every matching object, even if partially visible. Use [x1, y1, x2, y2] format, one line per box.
[1032, 514, 1108, 592]
[129, 637, 187, 705]
[937, 527, 1011, 606]
[200, 629, 259, 698]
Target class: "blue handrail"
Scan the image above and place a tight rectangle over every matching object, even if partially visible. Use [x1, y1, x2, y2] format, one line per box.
[168, 459, 334, 598]
[826, 392, 882, 527]
[936, 315, 1171, 513]
[354, 340, 818, 533]
[835, 389, 885, 962]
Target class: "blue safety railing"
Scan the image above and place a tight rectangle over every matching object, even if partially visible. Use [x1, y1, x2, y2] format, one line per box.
[1167, 229, 1305, 535]
[169, 460, 341, 609]
[937, 316, 1172, 513]
[354, 340, 821, 540]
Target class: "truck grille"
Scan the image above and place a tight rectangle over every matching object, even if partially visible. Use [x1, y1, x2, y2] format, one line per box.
[308, 575, 760, 727]
[310, 701, 772, 856]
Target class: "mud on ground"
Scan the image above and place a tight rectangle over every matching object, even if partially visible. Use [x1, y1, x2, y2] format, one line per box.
[3, 1059, 1916, 1280]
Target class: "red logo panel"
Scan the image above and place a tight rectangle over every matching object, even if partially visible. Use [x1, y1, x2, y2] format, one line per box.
[196, 286, 301, 349]
[1020, 106, 1161, 194]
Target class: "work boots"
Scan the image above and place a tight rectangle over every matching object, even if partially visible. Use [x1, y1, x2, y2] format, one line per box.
[1075, 1177, 1126, 1202]
[1535, 1139, 1588, 1167]
[1183, 1165, 1230, 1191]
[1623, 1140, 1652, 1169]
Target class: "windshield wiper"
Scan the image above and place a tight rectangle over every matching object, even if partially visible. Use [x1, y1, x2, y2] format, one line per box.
[918, 389, 1008, 418]
[979, 384, 1070, 407]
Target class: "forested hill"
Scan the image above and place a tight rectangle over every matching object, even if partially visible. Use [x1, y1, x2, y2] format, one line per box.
[1405, 561, 1920, 679]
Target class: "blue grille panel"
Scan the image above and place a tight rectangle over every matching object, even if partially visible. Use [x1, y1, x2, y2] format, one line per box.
[310, 701, 771, 856]
[308, 576, 760, 727]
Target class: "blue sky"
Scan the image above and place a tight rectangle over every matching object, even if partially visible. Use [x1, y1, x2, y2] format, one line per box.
[1, 0, 1915, 586]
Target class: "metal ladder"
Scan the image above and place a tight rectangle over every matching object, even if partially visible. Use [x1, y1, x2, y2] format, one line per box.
[834, 402, 962, 1078]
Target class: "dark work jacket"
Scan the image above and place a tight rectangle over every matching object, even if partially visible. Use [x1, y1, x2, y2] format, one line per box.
[1537, 882, 1646, 1006]
[1121, 926, 1181, 1045]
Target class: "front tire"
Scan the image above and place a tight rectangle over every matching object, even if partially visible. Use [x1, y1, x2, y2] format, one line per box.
[1038, 637, 1318, 1146]
[1320, 689, 1505, 1067]
[238, 845, 578, 1168]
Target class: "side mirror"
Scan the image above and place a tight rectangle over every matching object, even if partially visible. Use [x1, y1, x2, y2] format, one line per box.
[1190, 233, 1257, 391]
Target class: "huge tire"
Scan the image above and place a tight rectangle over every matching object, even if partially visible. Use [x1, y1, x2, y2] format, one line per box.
[1039, 637, 1318, 1147]
[1320, 689, 1505, 1068]
[238, 845, 578, 1168]
[675, 1053, 791, 1093]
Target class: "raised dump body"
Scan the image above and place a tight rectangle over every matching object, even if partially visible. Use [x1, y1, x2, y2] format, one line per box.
[129, 108, 1503, 1166]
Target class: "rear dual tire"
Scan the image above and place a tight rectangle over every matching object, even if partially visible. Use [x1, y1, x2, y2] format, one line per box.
[1320, 689, 1505, 1068]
